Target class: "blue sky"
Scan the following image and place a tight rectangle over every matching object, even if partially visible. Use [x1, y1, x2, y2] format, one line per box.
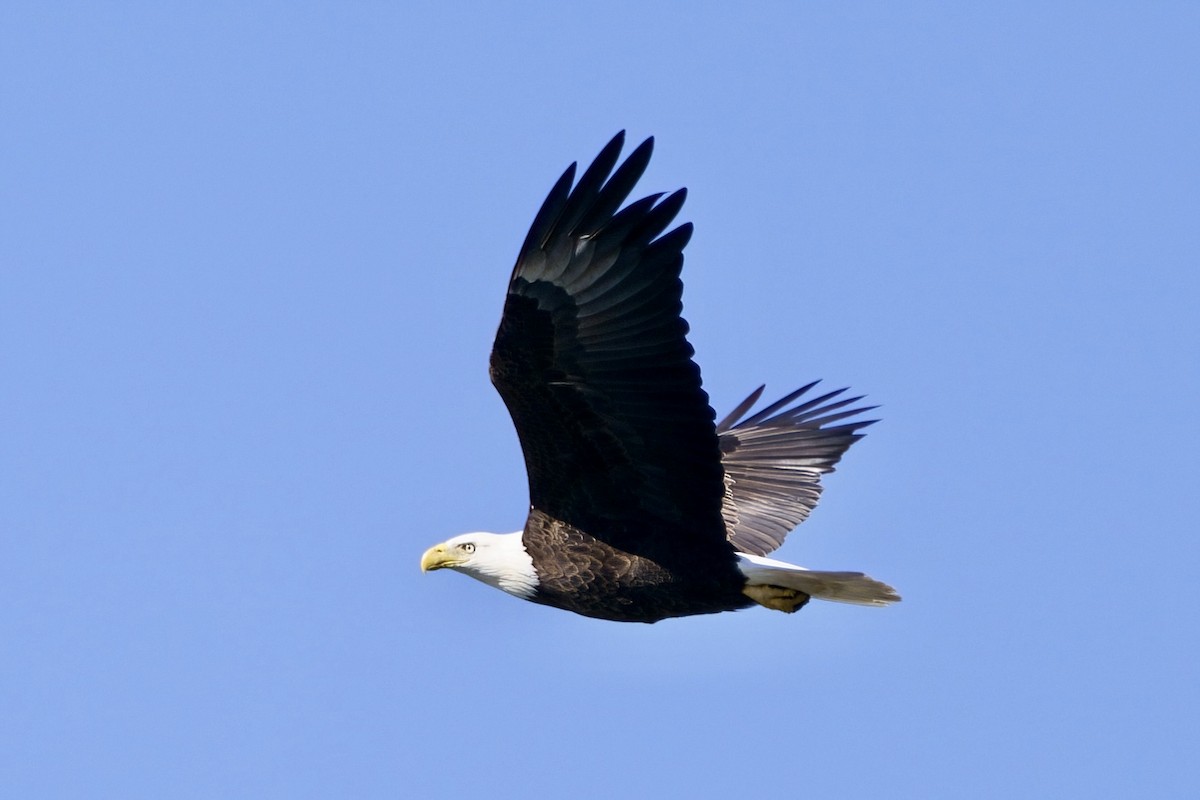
[3, 2, 1198, 797]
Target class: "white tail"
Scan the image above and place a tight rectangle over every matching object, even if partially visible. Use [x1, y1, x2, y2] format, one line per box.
[738, 553, 900, 608]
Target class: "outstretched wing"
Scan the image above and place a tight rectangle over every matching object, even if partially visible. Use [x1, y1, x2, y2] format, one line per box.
[489, 132, 728, 558]
[717, 383, 875, 556]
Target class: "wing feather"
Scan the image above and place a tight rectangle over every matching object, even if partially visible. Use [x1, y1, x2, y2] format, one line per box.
[718, 384, 876, 556]
[490, 133, 728, 560]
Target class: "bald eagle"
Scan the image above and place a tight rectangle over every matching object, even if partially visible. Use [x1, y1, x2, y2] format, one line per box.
[421, 133, 899, 623]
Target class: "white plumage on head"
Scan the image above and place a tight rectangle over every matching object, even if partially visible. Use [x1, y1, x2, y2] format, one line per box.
[425, 531, 538, 599]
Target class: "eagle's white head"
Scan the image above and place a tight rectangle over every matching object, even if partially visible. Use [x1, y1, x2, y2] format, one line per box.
[420, 531, 538, 599]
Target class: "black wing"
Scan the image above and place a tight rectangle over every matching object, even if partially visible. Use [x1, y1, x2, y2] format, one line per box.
[717, 383, 876, 556]
[489, 133, 729, 559]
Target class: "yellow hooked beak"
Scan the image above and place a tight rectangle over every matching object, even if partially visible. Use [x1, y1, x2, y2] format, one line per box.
[420, 543, 460, 573]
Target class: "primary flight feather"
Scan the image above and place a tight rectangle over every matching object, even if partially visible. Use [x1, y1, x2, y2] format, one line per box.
[420, 132, 899, 623]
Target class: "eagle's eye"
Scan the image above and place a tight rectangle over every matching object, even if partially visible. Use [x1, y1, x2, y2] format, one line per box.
[459, 542, 476, 554]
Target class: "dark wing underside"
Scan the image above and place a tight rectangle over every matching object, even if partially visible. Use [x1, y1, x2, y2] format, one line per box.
[489, 132, 729, 561]
[717, 383, 875, 556]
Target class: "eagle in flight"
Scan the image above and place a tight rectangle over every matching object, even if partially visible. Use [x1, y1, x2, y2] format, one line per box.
[421, 133, 899, 623]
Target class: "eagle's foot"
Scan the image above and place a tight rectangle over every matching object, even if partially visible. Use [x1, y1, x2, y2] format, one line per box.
[742, 584, 811, 613]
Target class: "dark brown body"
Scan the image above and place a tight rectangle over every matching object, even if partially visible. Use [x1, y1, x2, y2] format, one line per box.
[521, 510, 753, 623]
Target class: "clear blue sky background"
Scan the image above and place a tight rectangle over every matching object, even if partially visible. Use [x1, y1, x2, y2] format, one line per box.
[3, 3, 1198, 798]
